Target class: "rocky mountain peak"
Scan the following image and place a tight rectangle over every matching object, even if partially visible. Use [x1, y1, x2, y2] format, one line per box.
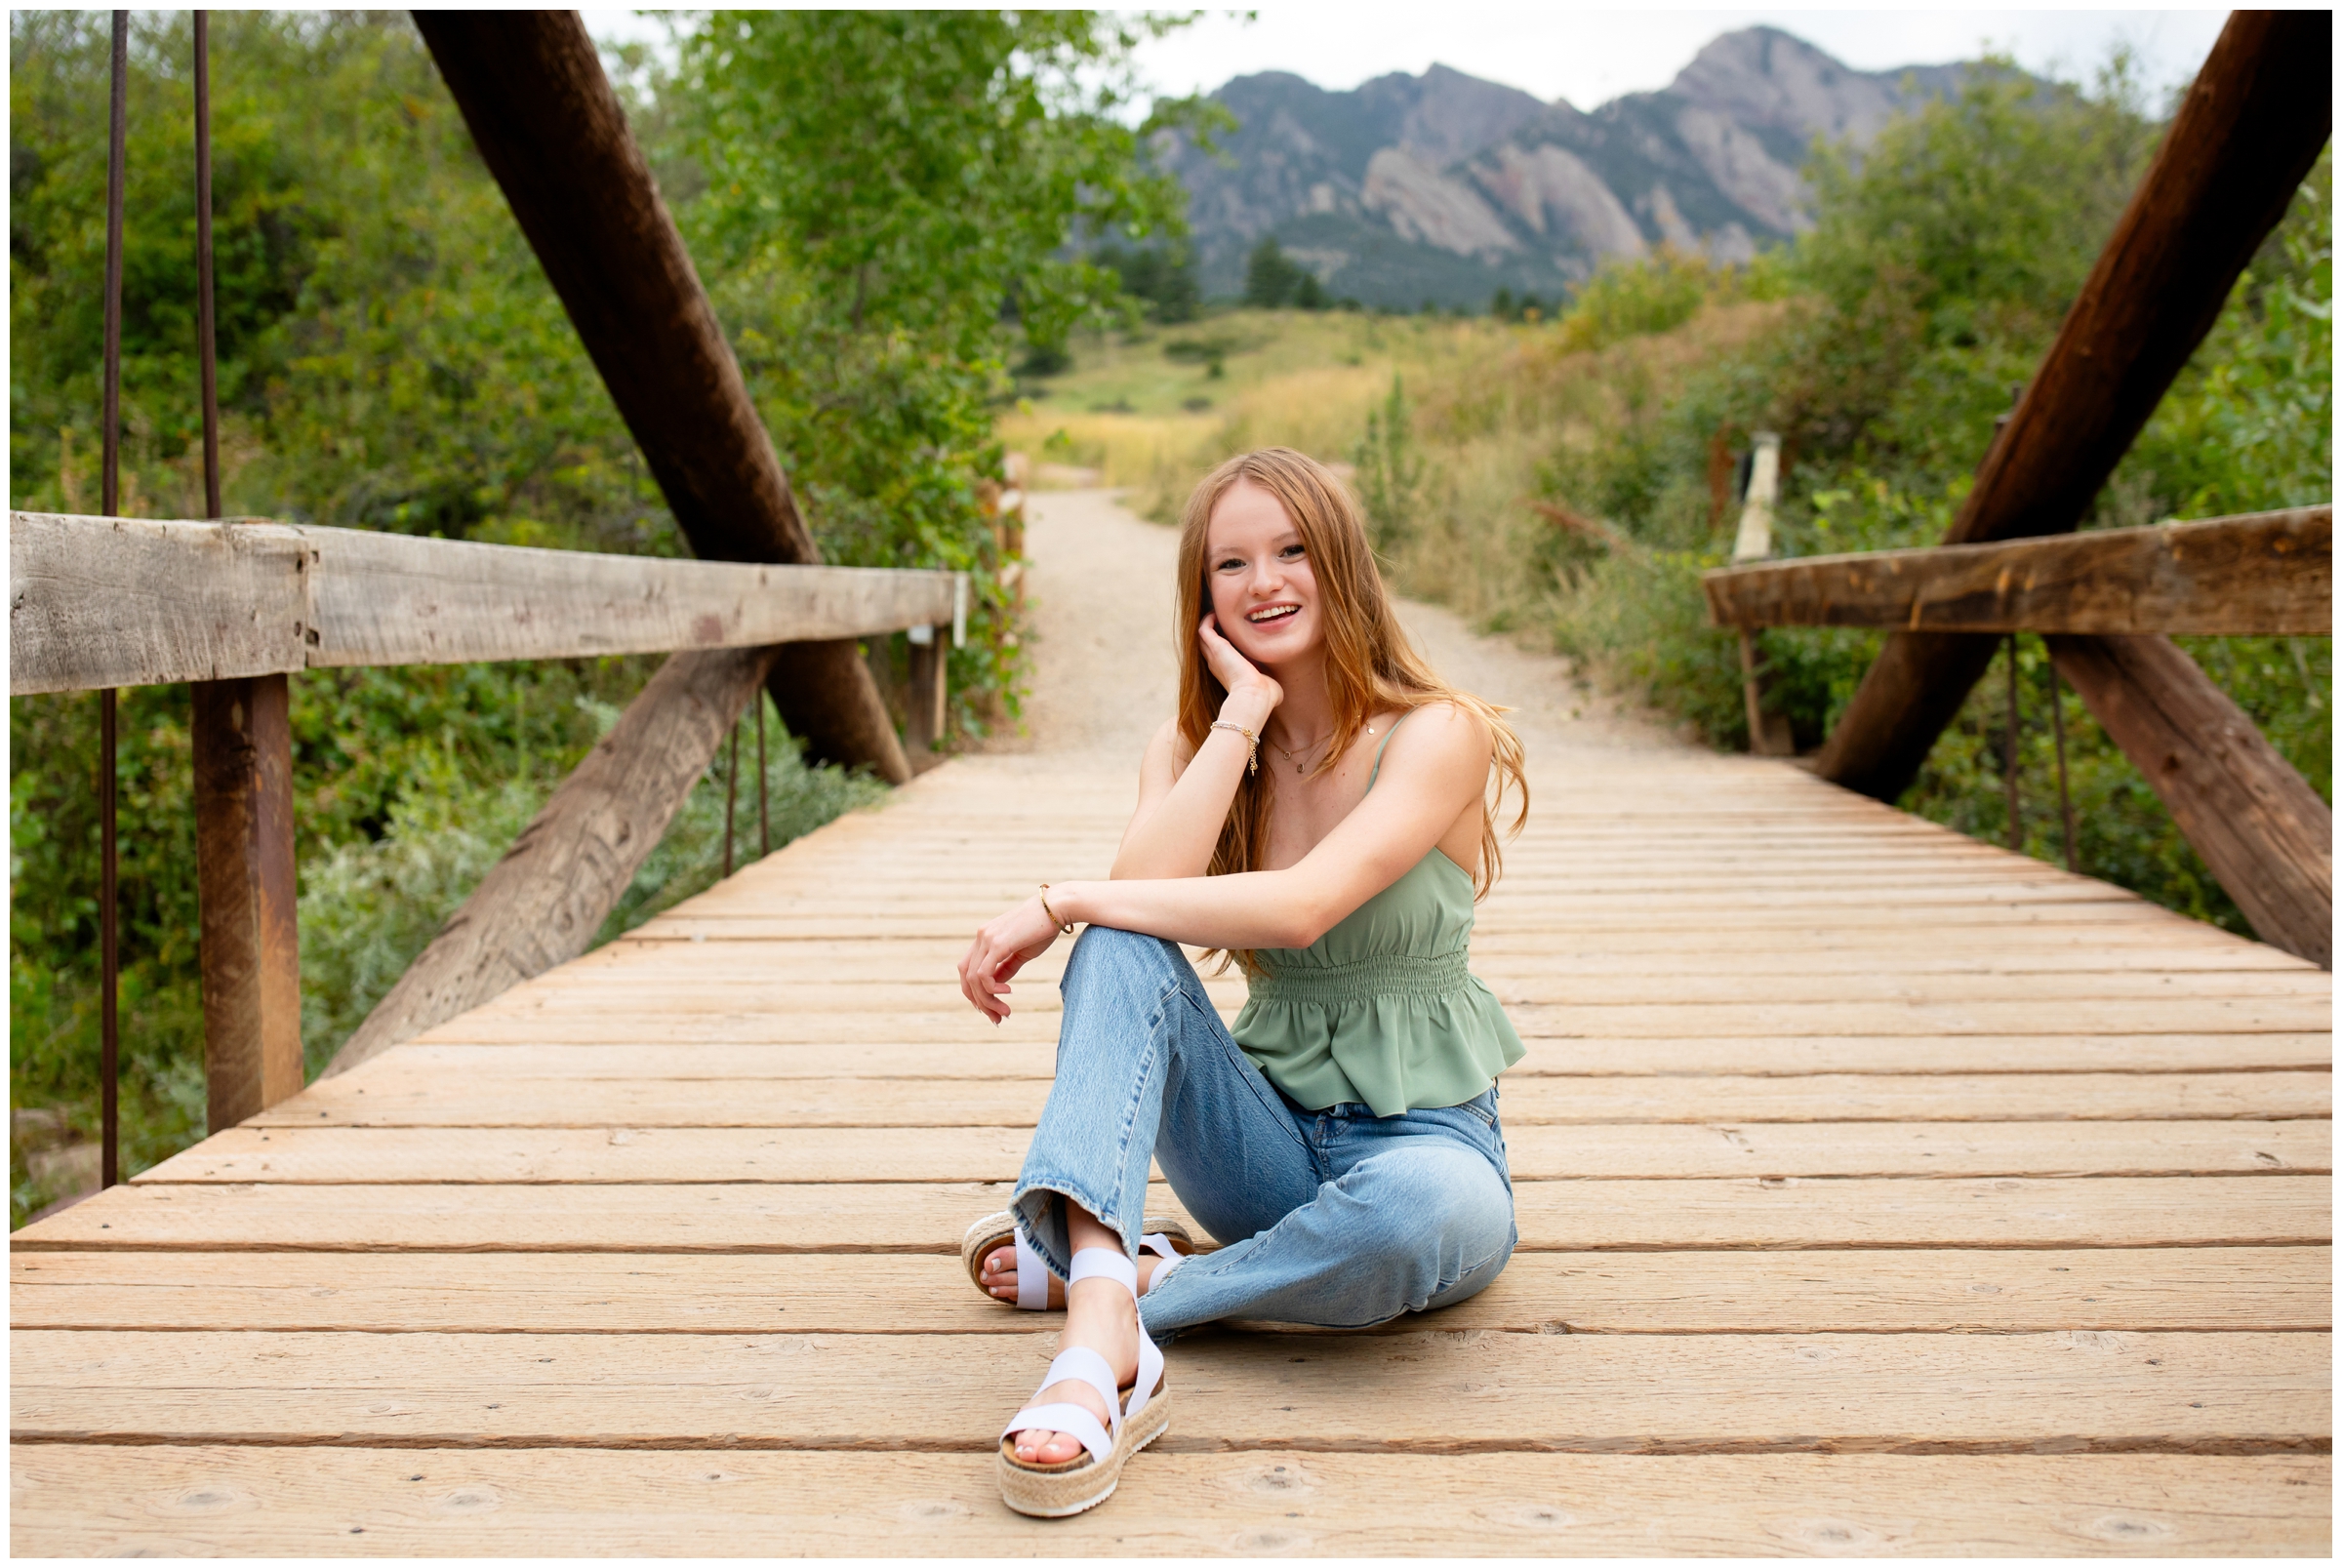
[1671, 25, 1964, 144]
[1156, 26, 2004, 309]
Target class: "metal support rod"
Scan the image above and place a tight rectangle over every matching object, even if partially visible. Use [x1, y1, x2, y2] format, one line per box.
[755, 694, 769, 860]
[722, 722, 738, 877]
[99, 691, 118, 1188]
[2003, 634, 2022, 853]
[101, 14, 128, 513]
[194, 10, 220, 518]
[2047, 648, 2080, 874]
[98, 10, 130, 1189]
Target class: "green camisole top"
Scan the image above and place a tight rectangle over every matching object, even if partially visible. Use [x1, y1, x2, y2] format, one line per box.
[1231, 712, 1525, 1117]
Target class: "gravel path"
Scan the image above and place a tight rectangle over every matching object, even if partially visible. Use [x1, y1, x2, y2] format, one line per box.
[989, 487, 1682, 769]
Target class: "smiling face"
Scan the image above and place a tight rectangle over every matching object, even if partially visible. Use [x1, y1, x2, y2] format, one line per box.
[1204, 478, 1322, 668]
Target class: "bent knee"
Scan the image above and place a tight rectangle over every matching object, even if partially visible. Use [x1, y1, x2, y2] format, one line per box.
[1338, 1149, 1514, 1290]
[1058, 926, 1191, 1020]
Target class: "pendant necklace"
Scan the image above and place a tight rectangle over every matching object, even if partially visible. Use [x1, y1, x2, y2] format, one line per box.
[1269, 727, 1346, 776]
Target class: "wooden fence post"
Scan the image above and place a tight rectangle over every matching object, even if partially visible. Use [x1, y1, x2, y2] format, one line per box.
[906, 625, 948, 765]
[190, 673, 303, 1126]
[1730, 433, 1795, 757]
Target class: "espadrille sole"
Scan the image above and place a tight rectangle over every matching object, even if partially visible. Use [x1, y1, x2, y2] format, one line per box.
[996, 1386, 1171, 1518]
[959, 1210, 1195, 1304]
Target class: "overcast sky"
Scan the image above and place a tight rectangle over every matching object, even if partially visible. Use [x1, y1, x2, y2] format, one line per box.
[1124, 8, 2229, 109]
[583, 8, 2231, 112]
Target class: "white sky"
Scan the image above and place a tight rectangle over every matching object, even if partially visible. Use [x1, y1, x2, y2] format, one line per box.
[583, 8, 2231, 111]
[1126, 8, 2230, 108]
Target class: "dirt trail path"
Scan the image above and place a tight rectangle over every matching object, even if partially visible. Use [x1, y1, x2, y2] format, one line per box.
[990, 487, 1681, 769]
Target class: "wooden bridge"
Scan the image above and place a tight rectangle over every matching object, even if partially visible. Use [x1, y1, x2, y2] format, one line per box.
[12, 10, 2332, 1555]
[11, 489, 2333, 1553]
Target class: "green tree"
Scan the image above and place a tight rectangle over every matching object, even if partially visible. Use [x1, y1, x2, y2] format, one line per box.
[1244, 235, 1303, 307]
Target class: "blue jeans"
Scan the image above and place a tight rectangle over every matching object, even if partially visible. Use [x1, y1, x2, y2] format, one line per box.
[1012, 926, 1517, 1339]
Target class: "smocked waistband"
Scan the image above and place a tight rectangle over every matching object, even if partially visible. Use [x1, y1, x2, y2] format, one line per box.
[1248, 949, 1474, 1004]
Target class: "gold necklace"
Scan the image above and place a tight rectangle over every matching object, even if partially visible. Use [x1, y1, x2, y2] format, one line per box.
[1267, 728, 1336, 775]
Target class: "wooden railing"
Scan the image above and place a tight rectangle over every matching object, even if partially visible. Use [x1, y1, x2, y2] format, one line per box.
[1701, 11, 2333, 971]
[1705, 506, 2332, 967]
[9, 510, 967, 1121]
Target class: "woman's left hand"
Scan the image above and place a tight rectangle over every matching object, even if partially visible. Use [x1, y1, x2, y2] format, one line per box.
[957, 890, 1070, 1025]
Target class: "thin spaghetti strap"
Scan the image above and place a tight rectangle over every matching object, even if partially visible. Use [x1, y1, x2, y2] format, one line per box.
[1364, 708, 1417, 792]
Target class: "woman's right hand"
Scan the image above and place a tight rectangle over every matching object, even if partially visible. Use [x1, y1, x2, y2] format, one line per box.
[1198, 614, 1283, 730]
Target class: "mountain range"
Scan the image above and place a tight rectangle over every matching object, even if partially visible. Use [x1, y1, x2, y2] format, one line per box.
[1152, 26, 1982, 308]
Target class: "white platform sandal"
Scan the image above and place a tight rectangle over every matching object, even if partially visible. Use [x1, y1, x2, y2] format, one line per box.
[961, 1210, 1194, 1309]
[996, 1247, 1170, 1518]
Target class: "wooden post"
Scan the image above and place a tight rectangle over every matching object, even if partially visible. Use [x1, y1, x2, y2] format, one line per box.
[906, 625, 949, 766]
[191, 673, 303, 1126]
[1815, 11, 2331, 802]
[1730, 433, 1794, 756]
[2047, 633, 2331, 970]
[410, 11, 911, 784]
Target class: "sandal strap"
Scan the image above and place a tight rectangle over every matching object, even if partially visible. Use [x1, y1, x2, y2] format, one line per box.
[1139, 1231, 1181, 1260]
[1013, 1230, 1050, 1310]
[1127, 1326, 1166, 1422]
[1040, 1345, 1122, 1432]
[999, 1402, 1113, 1469]
[1067, 1246, 1138, 1296]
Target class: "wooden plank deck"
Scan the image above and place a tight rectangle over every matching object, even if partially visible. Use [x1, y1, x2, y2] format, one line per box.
[11, 493, 2331, 1554]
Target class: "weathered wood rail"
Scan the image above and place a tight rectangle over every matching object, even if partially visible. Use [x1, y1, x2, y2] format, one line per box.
[9, 508, 967, 1120]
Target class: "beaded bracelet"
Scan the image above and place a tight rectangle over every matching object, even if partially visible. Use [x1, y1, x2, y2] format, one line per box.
[1210, 719, 1259, 776]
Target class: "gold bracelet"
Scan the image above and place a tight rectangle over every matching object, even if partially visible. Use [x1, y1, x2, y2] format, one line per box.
[1210, 719, 1259, 776]
[1037, 883, 1074, 935]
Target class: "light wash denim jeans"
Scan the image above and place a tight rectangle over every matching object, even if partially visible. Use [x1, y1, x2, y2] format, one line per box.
[1012, 925, 1517, 1340]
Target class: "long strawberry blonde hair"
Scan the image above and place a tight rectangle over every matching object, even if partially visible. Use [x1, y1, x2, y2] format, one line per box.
[1176, 447, 1528, 904]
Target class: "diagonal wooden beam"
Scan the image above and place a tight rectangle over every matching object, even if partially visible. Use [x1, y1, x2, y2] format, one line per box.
[2046, 633, 2331, 969]
[410, 12, 911, 783]
[1815, 11, 2331, 801]
[323, 644, 783, 1077]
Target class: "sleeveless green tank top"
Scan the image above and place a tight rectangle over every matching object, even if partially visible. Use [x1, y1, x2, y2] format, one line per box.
[1232, 711, 1525, 1116]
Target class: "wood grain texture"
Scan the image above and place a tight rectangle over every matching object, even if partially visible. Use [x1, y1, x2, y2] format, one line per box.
[17, 1248, 2327, 1335]
[11, 1328, 2327, 1453]
[12, 712, 2330, 1555]
[251, 1066, 2333, 1129]
[1815, 12, 2332, 801]
[377, 1032, 2342, 1078]
[6, 511, 959, 694]
[190, 673, 303, 1128]
[2050, 632, 2332, 969]
[14, 1176, 2327, 1253]
[13, 1447, 2328, 1557]
[324, 647, 783, 1078]
[8, 514, 306, 694]
[409, 11, 907, 779]
[1704, 509, 2331, 635]
[133, 1119, 2333, 1186]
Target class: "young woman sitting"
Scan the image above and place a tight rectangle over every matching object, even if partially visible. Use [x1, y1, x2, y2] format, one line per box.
[954, 447, 1528, 1517]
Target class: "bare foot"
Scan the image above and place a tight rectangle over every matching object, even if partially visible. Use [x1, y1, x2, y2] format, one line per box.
[982, 1240, 1171, 1307]
[1009, 1272, 1141, 1466]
